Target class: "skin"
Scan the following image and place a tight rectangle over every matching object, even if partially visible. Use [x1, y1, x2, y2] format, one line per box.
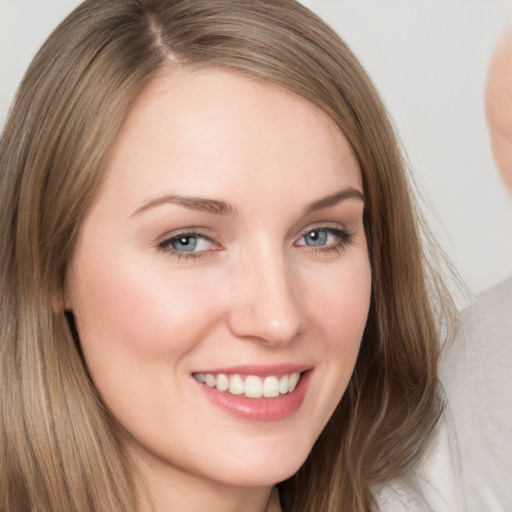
[65, 68, 372, 512]
[486, 22, 512, 195]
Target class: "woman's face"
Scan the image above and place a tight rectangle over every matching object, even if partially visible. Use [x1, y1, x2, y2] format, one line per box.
[65, 68, 371, 494]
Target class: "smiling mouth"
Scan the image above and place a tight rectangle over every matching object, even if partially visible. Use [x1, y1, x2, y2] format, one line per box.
[192, 372, 302, 399]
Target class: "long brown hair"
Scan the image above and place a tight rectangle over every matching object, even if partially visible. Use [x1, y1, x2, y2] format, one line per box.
[0, 1, 454, 510]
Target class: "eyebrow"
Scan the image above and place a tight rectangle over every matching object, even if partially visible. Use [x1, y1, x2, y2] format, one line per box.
[304, 187, 364, 214]
[131, 187, 364, 218]
[132, 195, 237, 217]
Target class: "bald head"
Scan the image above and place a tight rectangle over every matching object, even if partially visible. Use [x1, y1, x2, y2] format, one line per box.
[486, 23, 512, 195]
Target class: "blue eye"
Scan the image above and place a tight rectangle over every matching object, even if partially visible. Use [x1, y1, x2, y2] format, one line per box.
[303, 229, 329, 247]
[159, 233, 214, 257]
[297, 227, 353, 253]
[170, 235, 199, 252]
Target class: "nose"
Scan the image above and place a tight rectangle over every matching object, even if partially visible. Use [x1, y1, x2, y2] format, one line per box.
[226, 250, 304, 346]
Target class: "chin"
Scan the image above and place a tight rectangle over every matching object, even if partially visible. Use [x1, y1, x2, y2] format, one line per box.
[206, 438, 312, 488]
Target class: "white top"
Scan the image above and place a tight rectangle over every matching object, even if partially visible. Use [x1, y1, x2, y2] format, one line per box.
[373, 390, 467, 512]
[439, 277, 512, 512]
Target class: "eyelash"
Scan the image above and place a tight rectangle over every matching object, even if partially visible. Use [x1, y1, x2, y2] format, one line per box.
[158, 229, 216, 261]
[157, 226, 354, 261]
[296, 227, 354, 256]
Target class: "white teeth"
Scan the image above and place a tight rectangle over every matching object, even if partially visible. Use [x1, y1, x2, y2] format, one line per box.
[245, 376, 263, 398]
[263, 376, 280, 398]
[216, 373, 229, 392]
[229, 374, 244, 395]
[279, 375, 289, 394]
[288, 372, 300, 392]
[193, 371, 302, 398]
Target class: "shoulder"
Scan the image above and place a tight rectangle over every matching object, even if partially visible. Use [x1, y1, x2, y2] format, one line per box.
[440, 275, 511, 384]
[450, 276, 511, 346]
[439, 276, 512, 511]
[372, 390, 467, 512]
[439, 276, 511, 408]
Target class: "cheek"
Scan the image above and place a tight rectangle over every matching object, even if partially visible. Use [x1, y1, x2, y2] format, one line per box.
[295, 251, 371, 438]
[312, 252, 371, 391]
[309, 254, 372, 350]
[67, 247, 221, 378]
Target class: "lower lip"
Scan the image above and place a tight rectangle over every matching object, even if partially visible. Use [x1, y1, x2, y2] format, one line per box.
[195, 371, 312, 422]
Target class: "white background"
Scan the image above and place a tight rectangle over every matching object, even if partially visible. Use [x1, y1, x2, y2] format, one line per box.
[1, 0, 511, 302]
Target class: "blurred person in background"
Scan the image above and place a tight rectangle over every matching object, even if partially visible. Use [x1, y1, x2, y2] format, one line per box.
[440, 20, 512, 512]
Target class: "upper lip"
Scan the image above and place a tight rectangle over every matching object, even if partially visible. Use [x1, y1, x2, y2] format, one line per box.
[192, 364, 312, 377]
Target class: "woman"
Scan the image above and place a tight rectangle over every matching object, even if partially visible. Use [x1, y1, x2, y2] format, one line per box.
[0, 1, 461, 511]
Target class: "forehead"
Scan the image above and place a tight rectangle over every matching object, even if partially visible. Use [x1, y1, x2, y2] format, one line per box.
[97, 67, 361, 213]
